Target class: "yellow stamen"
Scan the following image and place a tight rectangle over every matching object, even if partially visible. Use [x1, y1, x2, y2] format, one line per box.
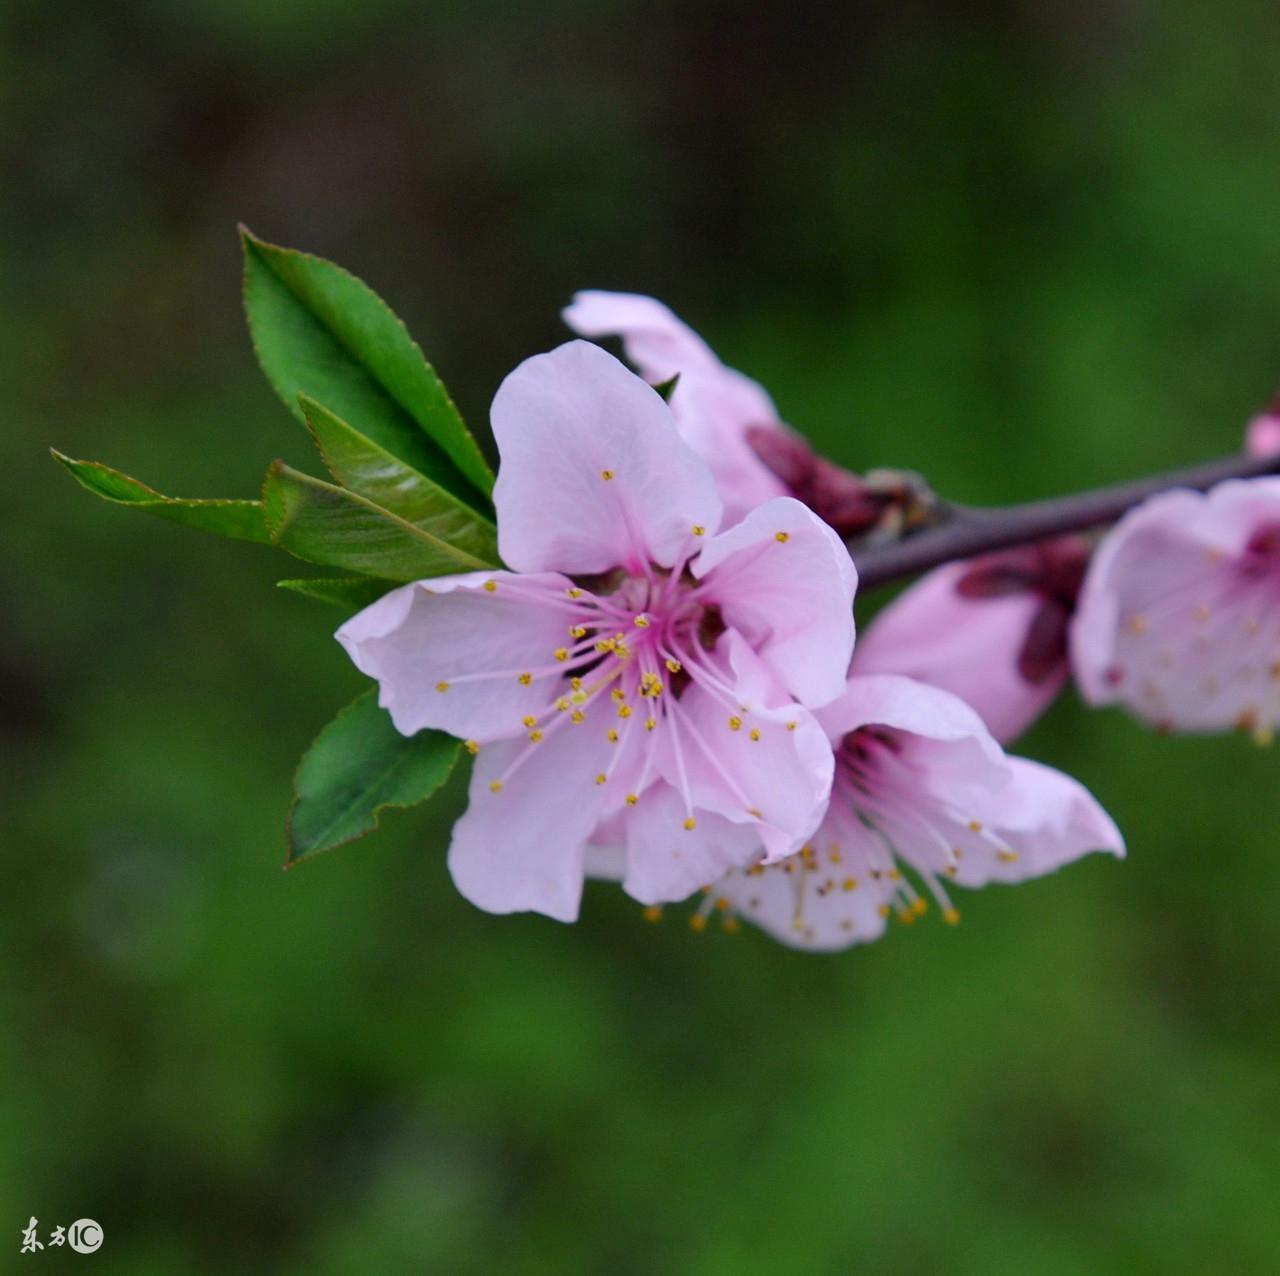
[683, 817, 697, 831]
[435, 681, 449, 693]
[566, 587, 583, 599]
[483, 580, 497, 593]
[691, 524, 705, 536]
[942, 907, 961, 926]
[617, 704, 632, 719]
[689, 913, 707, 932]
[633, 614, 651, 628]
[728, 715, 742, 731]
[489, 780, 503, 793]
[774, 531, 789, 543]
[594, 773, 607, 785]
[645, 717, 657, 731]
[749, 728, 761, 742]
[528, 730, 543, 743]
[518, 672, 532, 686]
[522, 715, 537, 728]
[665, 657, 682, 673]
[554, 647, 569, 662]
[571, 710, 586, 724]
[842, 877, 857, 892]
[600, 469, 615, 481]
[464, 739, 479, 755]
[626, 793, 639, 806]
[642, 905, 663, 923]
[721, 915, 741, 934]
[607, 729, 619, 743]
[569, 625, 587, 639]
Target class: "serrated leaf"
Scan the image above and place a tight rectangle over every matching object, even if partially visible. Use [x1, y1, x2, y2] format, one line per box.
[287, 689, 460, 863]
[52, 450, 269, 543]
[262, 461, 496, 580]
[276, 576, 393, 611]
[300, 394, 498, 565]
[240, 226, 493, 510]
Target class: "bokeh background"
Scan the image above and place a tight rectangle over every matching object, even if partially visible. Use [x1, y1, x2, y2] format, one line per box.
[5, 2, 1280, 1271]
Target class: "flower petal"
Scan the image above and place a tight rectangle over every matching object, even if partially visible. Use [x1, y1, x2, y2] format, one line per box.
[335, 570, 576, 742]
[712, 804, 891, 951]
[1071, 479, 1280, 732]
[950, 757, 1125, 887]
[620, 784, 762, 905]
[693, 497, 857, 707]
[491, 340, 722, 574]
[447, 718, 613, 921]
[851, 562, 1064, 743]
[562, 291, 788, 524]
[666, 632, 834, 861]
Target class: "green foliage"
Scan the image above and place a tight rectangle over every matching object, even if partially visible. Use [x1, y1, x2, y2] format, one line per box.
[300, 395, 498, 565]
[51, 450, 269, 543]
[240, 226, 494, 509]
[262, 460, 496, 580]
[276, 575, 394, 611]
[288, 689, 459, 863]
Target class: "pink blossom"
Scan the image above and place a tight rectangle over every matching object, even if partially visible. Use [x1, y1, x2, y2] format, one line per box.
[1072, 478, 1280, 738]
[562, 291, 791, 525]
[684, 674, 1123, 949]
[337, 340, 857, 921]
[851, 538, 1089, 743]
[1245, 395, 1280, 458]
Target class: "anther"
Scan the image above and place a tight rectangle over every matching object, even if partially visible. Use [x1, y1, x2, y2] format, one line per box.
[528, 730, 543, 742]
[435, 681, 449, 693]
[645, 717, 657, 731]
[594, 773, 607, 785]
[554, 648, 569, 662]
[569, 625, 587, 639]
[571, 677, 583, 690]
[691, 525, 705, 536]
[774, 531, 789, 543]
[566, 587, 583, 599]
[521, 715, 537, 728]
[786, 722, 797, 732]
[721, 915, 741, 934]
[1127, 615, 1148, 636]
[683, 817, 697, 831]
[633, 614, 651, 628]
[611, 688, 626, 702]
[689, 913, 707, 932]
[571, 710, 586, 724]
[626, 793, 639, 806]
[465, 740, 479, 755]
[483, 580, 497, 593]
[642, 905, 663, 923]
[607, 729, 619, 743]
[555, 697, 570, 712]
[600, 469, 615, 481]
[489, 780, 503, 794]
[942, 908, 961, 926]
[518, 672, 532, 686]
[842, 878, 857, 891]
[728, 715, 742, 731]
[749, 728, 761, 742]
[665, 657, 682, 673]
[968, 819, 983, 833]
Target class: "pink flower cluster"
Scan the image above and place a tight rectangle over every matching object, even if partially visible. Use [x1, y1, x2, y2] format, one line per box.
[337, 290, 1278, 951]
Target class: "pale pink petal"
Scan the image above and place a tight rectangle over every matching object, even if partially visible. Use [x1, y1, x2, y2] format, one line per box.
[815, 673, 1009, 791]
[711, 804, 892, 951]
[949, 757, 1124, 887]
[693, 497, 857, 707]
[1246, 408, 1280, 457]
[563, 291, 788, 524]
[852, 562, 1064, 743]
[1071, 479, 1280, 732]
[335, 571, 575, 742]
[491, 340, 722, 574]
[667, 632, 834, 861]
[620, 784, 761, 905]
[447, 719, 613, 922]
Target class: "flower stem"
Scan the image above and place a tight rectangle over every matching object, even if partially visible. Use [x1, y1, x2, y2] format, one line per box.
[850, 450, 1280, 589]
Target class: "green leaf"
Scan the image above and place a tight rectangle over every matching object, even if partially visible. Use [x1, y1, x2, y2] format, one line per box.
[262, 461, 497, 580]
[52, 450, 269, 544]
[300, 394, 499, 566]
[287, 689, 459, 864]
[240, 226, 493, 510]
[276, 576, 393, 611]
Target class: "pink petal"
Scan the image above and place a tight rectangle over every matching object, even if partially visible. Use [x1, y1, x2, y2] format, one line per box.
[693, 497, 857, 707]
[491, 340, 722, 575]
[563, 291, 788, 525]
[620, 784, 762, 905]
[1071, 479, 1280, 732]
[335, 570, 576, 742]
[711, 805, 891, 951]
[852, 562, 1064, 743]
[447, 718, 613, 921]
[950, 757, 1124, 887]
[668, 632, 834, 861]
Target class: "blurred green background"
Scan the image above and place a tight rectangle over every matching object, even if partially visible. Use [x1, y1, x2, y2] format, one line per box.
[5, 1, 1280, 1271]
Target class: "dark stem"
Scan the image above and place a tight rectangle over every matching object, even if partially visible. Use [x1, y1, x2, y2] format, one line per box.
[851, 450, 1280, 589]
